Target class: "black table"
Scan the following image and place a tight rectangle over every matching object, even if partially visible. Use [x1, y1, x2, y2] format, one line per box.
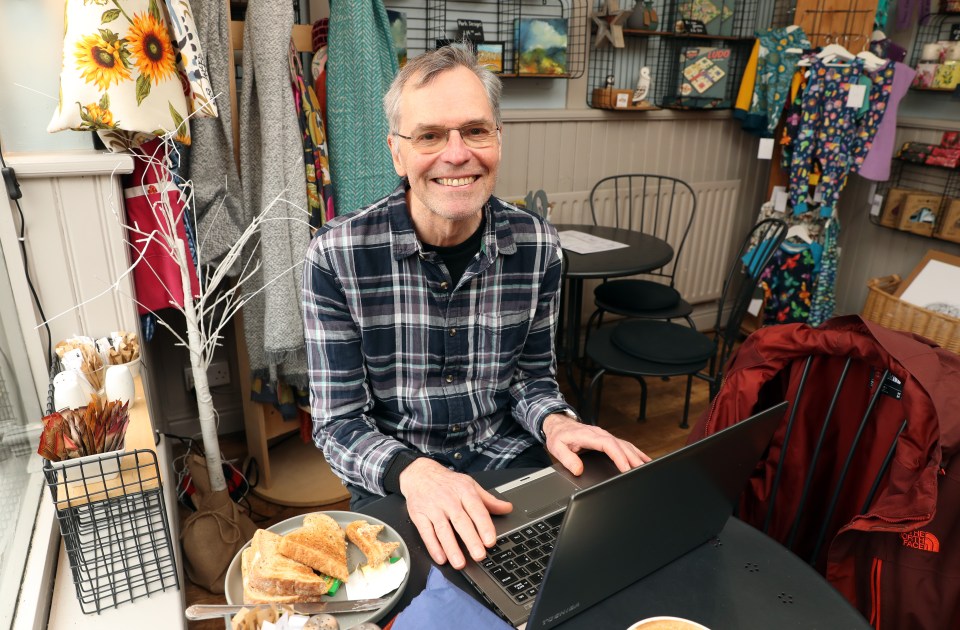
[552, 224, 673, 405]
[360, 468, 870, 629]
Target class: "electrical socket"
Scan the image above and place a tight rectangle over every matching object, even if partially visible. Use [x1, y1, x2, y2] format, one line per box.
[184, 360, 231, 390]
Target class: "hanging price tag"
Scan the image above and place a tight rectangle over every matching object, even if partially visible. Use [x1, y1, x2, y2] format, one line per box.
[758, 137, 774, 160]
[773, 186, 788, 212]
[846, 84, 867, 108]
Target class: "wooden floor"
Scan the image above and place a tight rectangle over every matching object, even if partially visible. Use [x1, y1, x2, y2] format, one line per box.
[180, 367, 710, 629]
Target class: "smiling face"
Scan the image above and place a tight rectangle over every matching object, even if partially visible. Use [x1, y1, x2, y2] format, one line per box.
[387, 66, 502, 245]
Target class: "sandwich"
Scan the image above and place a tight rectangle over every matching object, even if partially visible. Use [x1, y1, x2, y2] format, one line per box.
[278, 513, 350, 582]
[346, 520, 401, 567]
[242, 529, 331, 604]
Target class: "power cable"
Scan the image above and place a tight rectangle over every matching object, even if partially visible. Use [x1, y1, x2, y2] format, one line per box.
[0, 136, 54, 370]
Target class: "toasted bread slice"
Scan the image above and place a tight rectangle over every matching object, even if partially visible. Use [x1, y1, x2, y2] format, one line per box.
[242, 529, 330, 602]
[241, 547, 306, 604]
[346, 520, 401, 567]
[278, 513, 350, 582]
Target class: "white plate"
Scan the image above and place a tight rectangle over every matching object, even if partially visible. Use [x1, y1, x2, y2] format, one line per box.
[224, 510, 410, 626]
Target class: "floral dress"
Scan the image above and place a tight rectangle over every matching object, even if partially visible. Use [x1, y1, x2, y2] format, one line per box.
[760, 240, 824, 325]
[789, 58, 896, 217]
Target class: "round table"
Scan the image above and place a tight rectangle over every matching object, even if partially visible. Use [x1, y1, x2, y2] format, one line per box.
[552, 224, 674, 405]
[359, 468, 870, 629]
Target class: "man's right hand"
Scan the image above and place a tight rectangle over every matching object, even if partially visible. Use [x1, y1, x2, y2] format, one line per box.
[398, 457, 513, 569]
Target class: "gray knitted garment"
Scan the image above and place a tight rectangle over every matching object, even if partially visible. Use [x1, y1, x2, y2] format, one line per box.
[238, 0, 310, 385]
[185, 0, 246, 272]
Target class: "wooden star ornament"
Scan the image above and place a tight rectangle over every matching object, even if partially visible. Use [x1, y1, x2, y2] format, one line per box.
[592, 0, 631, 48]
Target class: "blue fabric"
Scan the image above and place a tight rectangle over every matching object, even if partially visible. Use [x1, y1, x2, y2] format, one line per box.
[742, 237, 781, 277]
[393, 567, 512, 630]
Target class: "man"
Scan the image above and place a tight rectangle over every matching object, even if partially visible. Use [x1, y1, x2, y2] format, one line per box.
[303, 44, 649, 570]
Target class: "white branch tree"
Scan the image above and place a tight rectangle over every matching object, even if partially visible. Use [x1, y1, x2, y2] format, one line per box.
[42, 131, 309, 493]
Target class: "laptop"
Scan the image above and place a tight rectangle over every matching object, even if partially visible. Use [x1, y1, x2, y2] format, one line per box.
[460, 402, 788, 629]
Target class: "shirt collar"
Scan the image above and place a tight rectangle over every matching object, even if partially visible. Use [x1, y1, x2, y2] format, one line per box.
[388, 179, 517, 261]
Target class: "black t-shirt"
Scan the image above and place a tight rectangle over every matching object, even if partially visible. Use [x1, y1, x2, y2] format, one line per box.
[421, 216, 486, 287]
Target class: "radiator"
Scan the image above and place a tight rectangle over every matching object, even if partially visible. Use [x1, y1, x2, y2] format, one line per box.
[544, 179, 741, 307]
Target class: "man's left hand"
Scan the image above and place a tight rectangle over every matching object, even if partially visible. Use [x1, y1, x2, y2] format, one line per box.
[542, 413, 651, 475]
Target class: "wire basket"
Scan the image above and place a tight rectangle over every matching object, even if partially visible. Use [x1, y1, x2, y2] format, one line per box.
[861, 275, 960, 354]
[42, 449, 179, 614]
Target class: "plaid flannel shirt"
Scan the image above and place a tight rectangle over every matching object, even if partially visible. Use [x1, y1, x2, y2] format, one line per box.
[303, 182, 574, 494]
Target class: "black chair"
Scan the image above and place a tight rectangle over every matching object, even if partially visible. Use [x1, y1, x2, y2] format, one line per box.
[582, 218, 788, 428]
[756, 354, 905, 567]
[586, 174, 698, 331]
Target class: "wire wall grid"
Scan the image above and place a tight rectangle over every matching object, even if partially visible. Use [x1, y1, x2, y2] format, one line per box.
[874, 160, 960, 238]
[792, 0, 876, 50]
[384, 0, 587, 78]
[43, 449, 179, 614]
[910, 10, 960, 67]
[588, 0, 778, 110]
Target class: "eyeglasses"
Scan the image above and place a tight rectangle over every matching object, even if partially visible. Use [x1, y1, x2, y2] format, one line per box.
[393, 123, 501, 154]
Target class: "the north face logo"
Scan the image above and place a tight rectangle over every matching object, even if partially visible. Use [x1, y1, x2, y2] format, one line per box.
[900, 531, 940, 552]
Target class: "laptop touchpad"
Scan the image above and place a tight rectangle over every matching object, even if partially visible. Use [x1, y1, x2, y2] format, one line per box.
[494, 468, 577, 517]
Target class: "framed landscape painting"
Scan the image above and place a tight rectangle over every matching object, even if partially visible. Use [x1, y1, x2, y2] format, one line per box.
[386, 10, 407, 68]
[476, 42, 505, 73]
[515, 17, 568, 75]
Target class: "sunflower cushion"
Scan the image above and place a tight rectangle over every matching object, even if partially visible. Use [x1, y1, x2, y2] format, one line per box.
[48, 0, 191, 146]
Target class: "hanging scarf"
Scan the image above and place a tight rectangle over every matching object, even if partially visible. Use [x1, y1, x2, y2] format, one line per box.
[327, 0, 399, 215]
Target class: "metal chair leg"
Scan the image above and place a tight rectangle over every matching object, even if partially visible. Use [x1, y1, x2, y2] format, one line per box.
[637, 376, 648, 421]
[680, 375, 693, 429]
[584, 369, 607, 426]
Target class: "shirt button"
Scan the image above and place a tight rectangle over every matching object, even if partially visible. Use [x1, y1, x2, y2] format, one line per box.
[449, 328, 457, 336]
[445, 374, 454, 383]
[440, 281, 449, 290]
[453, 452, 463, 461]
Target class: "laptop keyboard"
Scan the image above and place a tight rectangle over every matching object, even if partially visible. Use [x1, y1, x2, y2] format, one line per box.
[479, 512, 564, 604]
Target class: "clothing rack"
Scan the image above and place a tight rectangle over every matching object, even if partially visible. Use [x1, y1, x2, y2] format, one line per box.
[764, 0, 880, 199]
[222, 1, 348, 507]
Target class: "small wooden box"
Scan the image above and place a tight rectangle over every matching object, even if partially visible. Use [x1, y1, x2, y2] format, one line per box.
[880, 187, 915, 228]
[592, 87, 636, 109]
[897, 192, 943, 237]
[935, 197, 960, 244]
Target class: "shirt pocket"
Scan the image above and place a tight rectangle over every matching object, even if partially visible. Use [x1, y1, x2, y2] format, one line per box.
[475, 309, 531, 383]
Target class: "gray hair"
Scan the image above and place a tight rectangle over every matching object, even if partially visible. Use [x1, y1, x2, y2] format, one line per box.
[383, 44, 502, 134]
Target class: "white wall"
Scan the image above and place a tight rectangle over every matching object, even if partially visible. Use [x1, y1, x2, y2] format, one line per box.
[0, 0, 92, 152]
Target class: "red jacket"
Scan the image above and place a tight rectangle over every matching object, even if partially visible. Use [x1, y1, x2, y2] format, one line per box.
[690, 315, 960, 629]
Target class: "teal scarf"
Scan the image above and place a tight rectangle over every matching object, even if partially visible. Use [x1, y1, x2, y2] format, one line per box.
[328, 0, 400, 215]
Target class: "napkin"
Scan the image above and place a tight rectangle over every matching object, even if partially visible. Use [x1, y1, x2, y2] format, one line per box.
[391, 567, 512, 630]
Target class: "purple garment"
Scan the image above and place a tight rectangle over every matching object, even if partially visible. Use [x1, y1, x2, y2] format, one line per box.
[857, 63, 917, 182]
[870, 38, 907, 63]
[895, 0, 930, 31]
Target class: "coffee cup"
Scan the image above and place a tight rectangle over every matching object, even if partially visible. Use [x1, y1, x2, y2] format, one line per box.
[627, 616, 711, 630]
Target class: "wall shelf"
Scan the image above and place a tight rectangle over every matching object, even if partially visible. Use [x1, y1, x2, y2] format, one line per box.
[874, 158, 960, 244]
[384, 0, 588, 79]
[587, 0, 767, 111]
